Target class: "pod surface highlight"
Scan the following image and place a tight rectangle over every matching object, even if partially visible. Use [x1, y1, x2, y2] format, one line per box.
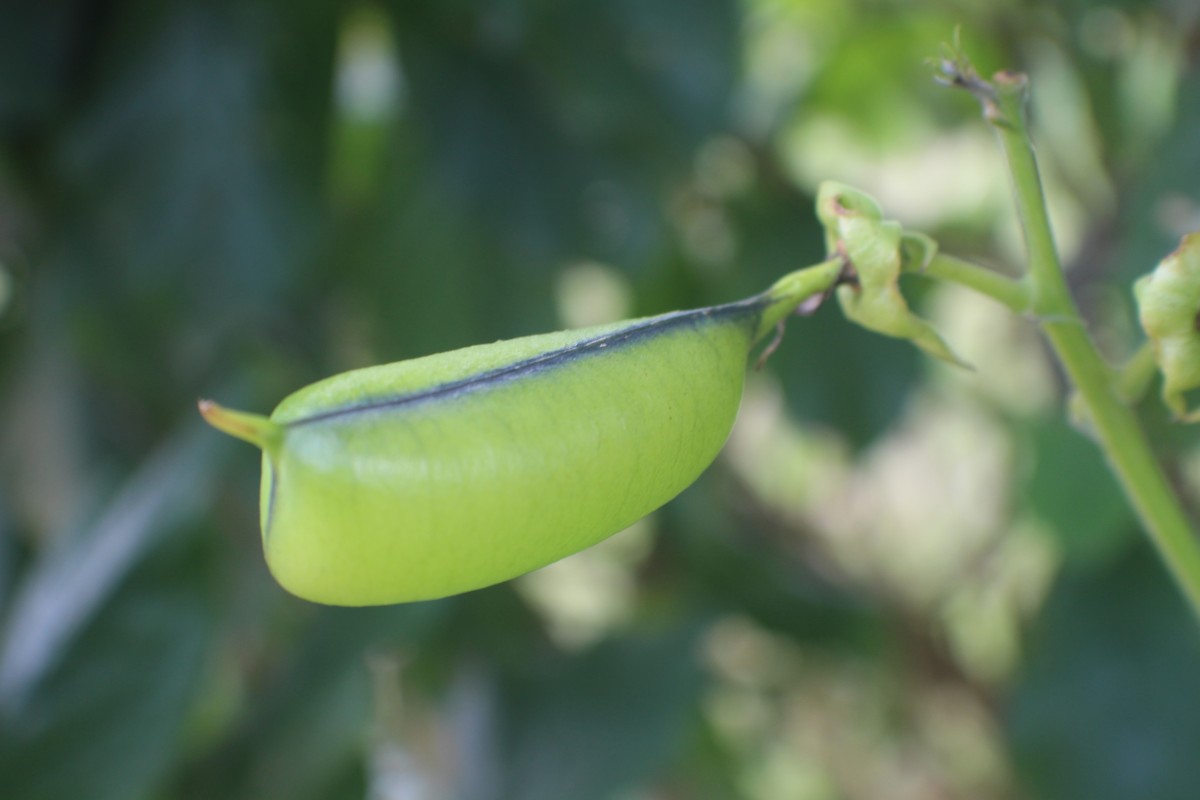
[200, 261, 841, 606]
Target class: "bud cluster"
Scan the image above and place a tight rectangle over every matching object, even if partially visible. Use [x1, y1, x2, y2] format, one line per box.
[816, 182, 966, 367]
[1135, 233, 1200, 422]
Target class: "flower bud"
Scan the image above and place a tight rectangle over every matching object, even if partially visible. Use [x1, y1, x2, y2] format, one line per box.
[1135, 233, 1200, 422]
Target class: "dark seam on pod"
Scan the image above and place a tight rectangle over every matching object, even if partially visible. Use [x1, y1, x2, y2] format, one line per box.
[264, 460, 279, 542]
[285, 297, 766, 428]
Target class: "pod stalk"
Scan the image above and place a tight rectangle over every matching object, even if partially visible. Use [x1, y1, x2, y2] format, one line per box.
[755, 257, 845, 340]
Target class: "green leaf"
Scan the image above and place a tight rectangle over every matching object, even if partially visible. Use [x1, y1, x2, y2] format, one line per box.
[1008, 544, 1200, 800]
[0, 3, 86, 131]
[498, 622, 706, 800]
[0, 426, 218, 709]
[0, 536, 214, 800]
[174, 602, 445, 800]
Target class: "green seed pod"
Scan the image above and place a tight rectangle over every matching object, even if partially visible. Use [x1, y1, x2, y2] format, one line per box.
[200, 262, 841, 606]
[1135, 232, 1200, 422]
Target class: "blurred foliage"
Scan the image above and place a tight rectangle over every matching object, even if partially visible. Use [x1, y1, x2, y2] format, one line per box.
[2, 1, 1200, 798]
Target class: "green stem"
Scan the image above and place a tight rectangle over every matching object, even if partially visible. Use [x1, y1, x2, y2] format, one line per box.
[989, 75, 1200, 618]
[919, 253, 1032, 314]
[756, 257, 844, 338]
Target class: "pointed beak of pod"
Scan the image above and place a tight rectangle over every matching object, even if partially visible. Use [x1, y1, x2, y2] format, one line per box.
[198, 399, 281, 452]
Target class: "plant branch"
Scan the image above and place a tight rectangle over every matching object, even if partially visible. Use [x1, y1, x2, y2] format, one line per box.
[919, 253, 1032, 314]
[978, 71, 1200, 618]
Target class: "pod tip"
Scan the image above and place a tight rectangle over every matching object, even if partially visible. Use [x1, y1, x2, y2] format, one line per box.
[198, 399, 279, 450]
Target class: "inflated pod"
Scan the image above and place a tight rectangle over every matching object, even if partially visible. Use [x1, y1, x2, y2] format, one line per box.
[200, 261, 841, 606]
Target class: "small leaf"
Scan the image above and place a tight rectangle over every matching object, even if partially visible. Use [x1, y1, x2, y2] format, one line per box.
[816, 182, 968, 367]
